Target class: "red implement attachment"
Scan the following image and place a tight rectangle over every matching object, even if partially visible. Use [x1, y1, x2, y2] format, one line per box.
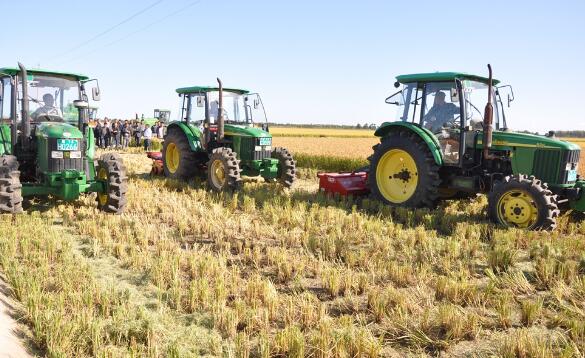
[317, 172, 369, 197]
[147, 151, 164, 176]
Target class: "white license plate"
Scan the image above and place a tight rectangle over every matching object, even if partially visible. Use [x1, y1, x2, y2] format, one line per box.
[568, 169, 577, 182]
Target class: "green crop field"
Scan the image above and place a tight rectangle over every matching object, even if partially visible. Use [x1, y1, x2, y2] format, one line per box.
[1, 140, 585, 357]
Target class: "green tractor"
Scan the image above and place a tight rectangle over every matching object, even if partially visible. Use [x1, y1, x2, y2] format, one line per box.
[0, 63, 127, 213]
[162, 79, 296, 191]
[369, 65, 583, 230]
[143, 109, 171, 127]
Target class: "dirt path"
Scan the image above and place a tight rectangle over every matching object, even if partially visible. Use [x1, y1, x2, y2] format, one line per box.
[0, 277, 35, 358]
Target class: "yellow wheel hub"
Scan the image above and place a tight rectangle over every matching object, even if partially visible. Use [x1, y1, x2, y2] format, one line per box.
[210, 159, 226, 188]
[497, 190, 538, 228]
[165, 142, 180, 174]
[97, 167, 109, 206]
[375, 149, 418, 204]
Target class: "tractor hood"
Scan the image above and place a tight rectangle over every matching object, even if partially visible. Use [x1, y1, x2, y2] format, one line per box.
[35, 122, 83, 139]
[224, 124, 271, 138]
[480, 130, 581, 151]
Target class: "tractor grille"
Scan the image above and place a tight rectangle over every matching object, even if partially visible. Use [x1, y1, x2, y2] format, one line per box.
[532, 150, 560, 184]
[532, 149, 581, 185]
[558, 149, 580, 184]
[47, 138, 86, 173]
[240, 137, 272, 161]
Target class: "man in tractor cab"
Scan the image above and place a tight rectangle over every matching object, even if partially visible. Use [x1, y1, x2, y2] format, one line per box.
[422, 91, 459, 133]
[31, 93, 62, 120]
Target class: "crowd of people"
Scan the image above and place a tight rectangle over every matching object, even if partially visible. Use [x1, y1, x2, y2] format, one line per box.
[93, 119, 165, 151]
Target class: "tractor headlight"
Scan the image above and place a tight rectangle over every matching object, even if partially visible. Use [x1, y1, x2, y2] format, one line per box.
[566, 163, 574, 170]
[70, 151, 82, 159]
[255, 146, 262, 151]
[51, 151, 64, 159]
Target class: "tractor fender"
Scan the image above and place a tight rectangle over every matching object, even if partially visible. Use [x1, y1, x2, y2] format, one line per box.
[374, 122, 443, 165]
[166, 121, 203, 151]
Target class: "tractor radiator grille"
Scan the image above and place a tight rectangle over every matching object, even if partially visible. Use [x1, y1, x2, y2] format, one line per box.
[532, 150, 560, 184]
[47, 138, 86, 174]
[558, 149, 580, 184]
[240, 137, 272, 161]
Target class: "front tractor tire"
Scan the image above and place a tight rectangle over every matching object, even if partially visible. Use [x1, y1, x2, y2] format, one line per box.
[0, 155, 23, 214]
[207, 148, 242, 192]
[96, 153, 128, 214]
[488, 175, 559, 230]
[272, 147, 296, 188]
[368, 131, 440, 208]
[163, 127, 199, 180]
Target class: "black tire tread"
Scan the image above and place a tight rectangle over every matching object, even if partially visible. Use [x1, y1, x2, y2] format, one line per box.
[207, 147, 242, 192]
[367, 131, 441, 208]
[0, 155, 23, 214]
[163, 127, 199, 179]
[272, 147, 296, 188]
[96, 153, 128, 214]
[488, 174, 559, 231]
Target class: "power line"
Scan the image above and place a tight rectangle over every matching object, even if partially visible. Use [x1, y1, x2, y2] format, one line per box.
[49, 0, 165, 61]
[56, 1, 202, 66]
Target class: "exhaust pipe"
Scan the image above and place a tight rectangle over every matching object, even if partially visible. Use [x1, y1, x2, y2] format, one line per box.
[483, 64, 494, 160]
[18, 62, 30, 151]
[217, 78, 224, 141]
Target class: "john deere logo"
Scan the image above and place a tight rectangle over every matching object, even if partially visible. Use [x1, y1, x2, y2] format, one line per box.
[63, 132, 71, 138]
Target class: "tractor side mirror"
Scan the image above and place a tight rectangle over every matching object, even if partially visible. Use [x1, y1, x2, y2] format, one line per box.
[92, 87, 101, 101]
[73, 100, 89, 109]
[450, 88, 459, 103]
[196, 96, 204, 107]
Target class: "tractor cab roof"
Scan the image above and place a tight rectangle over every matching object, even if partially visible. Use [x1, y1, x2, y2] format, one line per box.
[0, 67, 89, 81]
[176, 86, 249, 95]
[396, 72, 500, 85]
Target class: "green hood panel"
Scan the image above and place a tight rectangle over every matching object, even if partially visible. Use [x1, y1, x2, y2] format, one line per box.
[35, 123, 83, 139]
[477, 131, 581, 151]
[225, 124, 271, 138]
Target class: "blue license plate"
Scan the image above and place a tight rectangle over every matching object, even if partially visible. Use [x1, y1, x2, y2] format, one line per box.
[259, 137, 271, 146]
[567, 169, 577, 182]
[57, 139, 79, 151]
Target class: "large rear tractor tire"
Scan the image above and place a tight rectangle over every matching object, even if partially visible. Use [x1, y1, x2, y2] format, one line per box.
[488, 174, 559, 230]
[96, 153, 128, 214]
[0, 155, 23, 214]
[207, 147, 242, 192]
[163, 127, 199, 180]
[368, 131, 440, 208]
[272, 147, 296, 188]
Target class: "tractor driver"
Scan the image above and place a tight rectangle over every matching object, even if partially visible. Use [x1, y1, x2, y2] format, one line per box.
[423, 91, 459, 133]
[31, 94, 63, 120]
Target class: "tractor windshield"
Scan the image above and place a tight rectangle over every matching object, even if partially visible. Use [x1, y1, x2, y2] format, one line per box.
[21, 74, 80, 123]
[206, 91, 267, 125]
[461, 80, 500, 129]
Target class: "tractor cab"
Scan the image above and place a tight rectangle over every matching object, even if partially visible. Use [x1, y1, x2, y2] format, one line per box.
[179, 86, 268, 131]
[386, 72, 507, 166]
[154, 109, 171, 123]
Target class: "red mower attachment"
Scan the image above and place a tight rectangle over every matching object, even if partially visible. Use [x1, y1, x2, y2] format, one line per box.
[147, 151, 164, 176]
[317, 172, 369, 197]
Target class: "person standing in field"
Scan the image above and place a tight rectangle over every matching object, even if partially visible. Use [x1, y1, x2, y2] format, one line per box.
[111, 120, 120, 149]
[100, 118, 109, 149]
[157, 121, 165, 139]
[121, 120, 130, 149]
[94, 120, 103, 148]
[143, 124, 153, 151]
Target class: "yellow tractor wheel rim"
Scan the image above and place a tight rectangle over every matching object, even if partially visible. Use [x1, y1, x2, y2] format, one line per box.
[497, 189, 538, 228]
[165, 142, 180, 174]
[376, 149, 418, 203]
[97, 167, 109, 206]
[210, 159, 226, 188]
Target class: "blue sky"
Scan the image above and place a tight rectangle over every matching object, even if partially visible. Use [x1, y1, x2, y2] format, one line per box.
[1, 0, 583, 132]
